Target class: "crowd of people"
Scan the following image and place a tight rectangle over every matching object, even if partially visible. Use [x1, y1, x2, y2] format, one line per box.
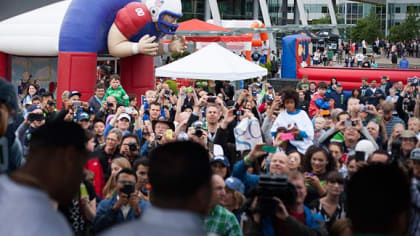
[1, 65, 420, 236]
[311, 38, 419, 69]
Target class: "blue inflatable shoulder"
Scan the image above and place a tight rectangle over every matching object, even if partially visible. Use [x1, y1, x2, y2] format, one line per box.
[59, 0, 140, 52]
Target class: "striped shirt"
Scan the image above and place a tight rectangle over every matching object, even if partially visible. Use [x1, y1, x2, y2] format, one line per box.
[384, 116, 405, 138]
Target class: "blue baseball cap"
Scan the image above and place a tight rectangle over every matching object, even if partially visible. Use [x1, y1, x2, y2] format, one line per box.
[225, 177, 245, 194]
[77, 112, 90, 121]
[210, 155, 230, 168]
[27, 105, 42, 113]
[68, 90, 82, 99]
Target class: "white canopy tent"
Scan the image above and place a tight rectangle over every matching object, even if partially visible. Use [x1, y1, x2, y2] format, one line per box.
[155, 43, 267, 81]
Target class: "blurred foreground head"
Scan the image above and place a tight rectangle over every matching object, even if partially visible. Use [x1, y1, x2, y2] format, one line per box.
[18, 120, 88, 203]
[346, 164, 410, 236]
[148, 141, 212, 216]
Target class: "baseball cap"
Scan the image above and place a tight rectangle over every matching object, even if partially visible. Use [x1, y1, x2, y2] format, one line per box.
[400, 130, 417, 139]
[0, 79, 18, 111]
[210, 155, 230, 168]
[117, 113, 131, 122]
[410, 148, 420, 161]
[68, 91, 82, 99]
[27, 104, 42, 113]
[225, 177, 245, 194]
[336, 83, 343, 87]
[77, 112, 90, 121]
[354, 140, 377, 161]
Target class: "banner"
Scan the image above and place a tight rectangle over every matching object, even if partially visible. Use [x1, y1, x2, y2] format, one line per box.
[234, 117, 263, 151]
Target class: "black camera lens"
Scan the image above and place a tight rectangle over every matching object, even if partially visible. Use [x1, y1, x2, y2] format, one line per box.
[195, 128, 203, 137]
[128, 142, 138, 151]
[107, 102, 113, 107]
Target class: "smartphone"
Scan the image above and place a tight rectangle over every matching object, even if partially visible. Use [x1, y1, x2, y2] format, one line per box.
[73, 101, 82, 108]
[262, 145, 276, 153]
[80, 184, 88, 198]
[355, 151, 365, 162]
[166, 129, 173, 139]
[125, 107, 133, 113]
[344, 120, 352, 127]
[280, 133, 295, 141]
[141, 95, 146, 106]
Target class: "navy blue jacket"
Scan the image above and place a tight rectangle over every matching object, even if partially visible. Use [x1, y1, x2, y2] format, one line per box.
[327, 91, 348, 110]
[364, 88, 385, 106]
[94, 193, 150, 233]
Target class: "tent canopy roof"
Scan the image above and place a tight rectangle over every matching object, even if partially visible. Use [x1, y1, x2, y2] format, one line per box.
[178, 19, 231, 32]
[155, 43, 267, 81]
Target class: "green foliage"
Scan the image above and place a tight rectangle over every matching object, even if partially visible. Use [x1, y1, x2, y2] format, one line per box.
[260, 61, 271, 78]
[164, 79, 179, 95]
[388, 7, 420, 42]
[171, 50, 191, 61]
[350, 9, 383, 44]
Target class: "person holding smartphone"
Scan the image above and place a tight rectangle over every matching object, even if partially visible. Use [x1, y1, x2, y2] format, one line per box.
[271, 89, 314, 154]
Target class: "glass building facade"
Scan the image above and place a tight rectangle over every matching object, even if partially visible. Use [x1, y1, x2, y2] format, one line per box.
[181, 0, 419, 36]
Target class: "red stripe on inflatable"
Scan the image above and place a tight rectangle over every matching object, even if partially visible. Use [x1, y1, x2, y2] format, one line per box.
[298, 67, 420, 90]
[57, 52, 97, 108]
[0, 52, 8, 81]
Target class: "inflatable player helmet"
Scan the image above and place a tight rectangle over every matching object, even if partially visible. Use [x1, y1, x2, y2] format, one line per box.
[145, 0, 182, 35]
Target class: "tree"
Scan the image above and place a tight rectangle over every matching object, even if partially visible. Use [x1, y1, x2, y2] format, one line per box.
[388, 7, 420, 42]
[350, 9, 383, 44]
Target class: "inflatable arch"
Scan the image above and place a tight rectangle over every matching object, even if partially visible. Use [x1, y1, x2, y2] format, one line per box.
[0, 0, 180, 107]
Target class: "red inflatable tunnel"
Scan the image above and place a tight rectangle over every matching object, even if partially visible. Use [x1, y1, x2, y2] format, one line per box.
[298, 67, 420, 90]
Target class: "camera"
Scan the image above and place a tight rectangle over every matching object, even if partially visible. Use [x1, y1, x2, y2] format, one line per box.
[207, 97, 216, 103]
[164, 90, 171, 98]
[128, 142, 138, 152]
[360, 104, 368, 112]
[266, 94, 274, 102]
[28, 113, 45, 122]
[47, 100, 56, 106]
[156, 135, 163, 141]
[107, 102, 114, 108]
[194, 128, 203, 137]
[235, 109, 244, 116]
[120, 182, 135, 195]
[248, 174, 297, 217]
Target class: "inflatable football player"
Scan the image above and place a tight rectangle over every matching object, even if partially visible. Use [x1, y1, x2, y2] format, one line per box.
[108, 0, 186, 58]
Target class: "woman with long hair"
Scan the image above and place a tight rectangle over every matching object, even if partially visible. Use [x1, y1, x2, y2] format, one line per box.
[102, 158, 132, 199]
[303, 145, 337, 204]
[350, 89, 361, 100]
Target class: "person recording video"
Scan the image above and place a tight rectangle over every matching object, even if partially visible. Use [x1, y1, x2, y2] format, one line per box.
[242, 171, 327, 236]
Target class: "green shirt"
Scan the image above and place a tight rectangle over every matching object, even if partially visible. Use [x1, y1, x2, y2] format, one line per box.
[327, 50, 333, 60]
[297, 81, 310, 91]
[331, 131, 345, 143]
[204, 205, 243, 236]
[103, 85, 129, 106]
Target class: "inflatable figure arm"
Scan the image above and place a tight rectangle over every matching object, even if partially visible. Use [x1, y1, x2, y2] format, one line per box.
[108, 2, 159, 57]
[108, 24, 159, 57]
[157, 35, 187, 55]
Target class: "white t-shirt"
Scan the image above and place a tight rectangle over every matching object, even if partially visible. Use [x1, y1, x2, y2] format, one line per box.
[0, 175, 72, 236]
